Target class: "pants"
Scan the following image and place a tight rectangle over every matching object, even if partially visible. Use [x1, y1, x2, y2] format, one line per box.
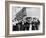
[20, 25, 25, 31]
[32, 25, 39, 30]
[32, 25, 35, 30]
[13, 25, 19, 31]
[35, 25, 39, 30]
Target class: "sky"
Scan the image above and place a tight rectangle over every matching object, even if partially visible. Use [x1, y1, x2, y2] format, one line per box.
[12, 7, 40, 19]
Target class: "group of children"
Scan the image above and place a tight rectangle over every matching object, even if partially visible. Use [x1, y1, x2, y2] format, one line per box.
[13, 17, 40, 31]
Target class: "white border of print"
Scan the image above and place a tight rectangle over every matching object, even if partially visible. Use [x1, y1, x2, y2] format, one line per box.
[9, 3, 43, 35]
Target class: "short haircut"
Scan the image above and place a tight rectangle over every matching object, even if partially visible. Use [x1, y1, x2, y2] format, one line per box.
[26, 17, 32, 20]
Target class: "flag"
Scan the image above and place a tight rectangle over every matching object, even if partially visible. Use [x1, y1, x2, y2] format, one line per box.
[15, 7, 27, 21]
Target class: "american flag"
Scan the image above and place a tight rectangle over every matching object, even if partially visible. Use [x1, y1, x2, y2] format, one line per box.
[15, 7, 27, 21]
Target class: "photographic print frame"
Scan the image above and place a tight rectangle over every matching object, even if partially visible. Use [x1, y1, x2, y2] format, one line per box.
[5, 1, 45, 37]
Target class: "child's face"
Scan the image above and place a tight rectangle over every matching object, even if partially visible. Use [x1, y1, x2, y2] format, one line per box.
[23, 16, 26, 21]
[28, 18, 32, 21]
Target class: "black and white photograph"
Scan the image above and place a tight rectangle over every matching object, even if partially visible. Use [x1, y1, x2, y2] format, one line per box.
[5, 1, 45, 37]
[5, 2, 45, 36]
[12, 7, 40, 31]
